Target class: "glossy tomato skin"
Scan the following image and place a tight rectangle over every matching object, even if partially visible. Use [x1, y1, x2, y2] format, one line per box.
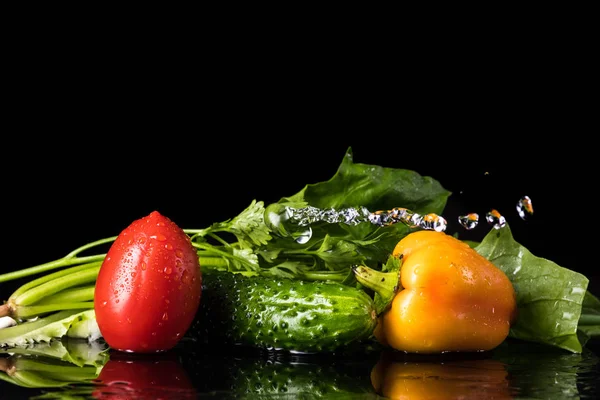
[94, 211, 202, 353]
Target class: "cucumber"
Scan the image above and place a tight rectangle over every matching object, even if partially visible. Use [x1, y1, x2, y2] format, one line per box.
[189, 269, 378, 353]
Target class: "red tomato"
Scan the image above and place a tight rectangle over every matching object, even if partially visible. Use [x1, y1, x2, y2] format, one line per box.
[94, 211, 202, 353]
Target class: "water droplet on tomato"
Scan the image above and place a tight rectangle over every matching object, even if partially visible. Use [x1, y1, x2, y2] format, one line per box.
[164, 267, 172, 274]
[181, 270, 190, 283]
[165, 243, 173, 250]
[102, 301, 107, 307]
[414, 267, 420, 275]
[162, 312, 168, 321]
[138, 236, 147, 244]
[176, 250, 184, 258]
[141, 262, 147, 271]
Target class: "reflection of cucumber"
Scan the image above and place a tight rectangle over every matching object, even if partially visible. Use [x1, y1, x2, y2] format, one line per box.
[189, 269, 378, 353]
[180, 345, 377, 398]
[227, 356, 377, 398]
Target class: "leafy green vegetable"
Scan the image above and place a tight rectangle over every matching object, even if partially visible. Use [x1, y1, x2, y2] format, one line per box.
[0, 310, 99, 347]
[476, 225, 590, 353]
[188, 147, 451, 280]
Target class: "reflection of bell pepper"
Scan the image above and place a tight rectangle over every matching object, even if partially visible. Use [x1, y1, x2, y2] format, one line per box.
[371, 350, 512, 399]
[355, 230, 517, 353]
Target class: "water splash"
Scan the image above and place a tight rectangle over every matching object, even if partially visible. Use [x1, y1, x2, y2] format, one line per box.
[517, 195, 534, 219]
[265, 204, 447, 243]
[486, 209, 506, 230]
[458, 213, 479, 230]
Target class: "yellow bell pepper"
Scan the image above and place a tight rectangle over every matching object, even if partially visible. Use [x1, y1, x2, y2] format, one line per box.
[355, 230, 517, 353]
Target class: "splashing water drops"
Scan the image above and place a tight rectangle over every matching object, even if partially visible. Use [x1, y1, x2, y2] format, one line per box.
[268, 193, 533, 241]
[517, 195, 534, 219]
[458, 213, 479, 230]
[270, 205, 448, 243]
[486, 209, 506, 230]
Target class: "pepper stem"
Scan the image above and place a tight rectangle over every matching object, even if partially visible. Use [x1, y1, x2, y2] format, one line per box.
[352, 256, 403, 315]
[353, 265, 400, 298]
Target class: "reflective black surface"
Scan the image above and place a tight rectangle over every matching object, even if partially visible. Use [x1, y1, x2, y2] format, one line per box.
[2, 337, 600, 399]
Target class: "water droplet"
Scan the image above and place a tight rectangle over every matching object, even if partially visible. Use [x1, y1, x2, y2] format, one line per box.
[102, 301, 107, 307]
[562, 311, 575, 320]
[162, 312, 168, 321]
[414, 267, 420, 275]
[421, 213, 447, 232]
[165, 243, 173, 250]
[181, 270, 190, 283]
[486, 209, 506, 229]
[176, 250, 184, 258]
[138, 237, 146, 244]
[570, 287, 585, 295]
[294, 227, 312, 244]
[164, 266, 172, 274]
[458, 213, 479, 230]
[516, 195, 534, 219]
[150, 234, 167, 242]
[141, 262, 147, 271]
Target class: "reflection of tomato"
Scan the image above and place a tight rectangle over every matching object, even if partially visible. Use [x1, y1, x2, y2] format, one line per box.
[94, 211, 202, 353]
[371, 351, 513, 400]
[92, 350, 196, 399]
